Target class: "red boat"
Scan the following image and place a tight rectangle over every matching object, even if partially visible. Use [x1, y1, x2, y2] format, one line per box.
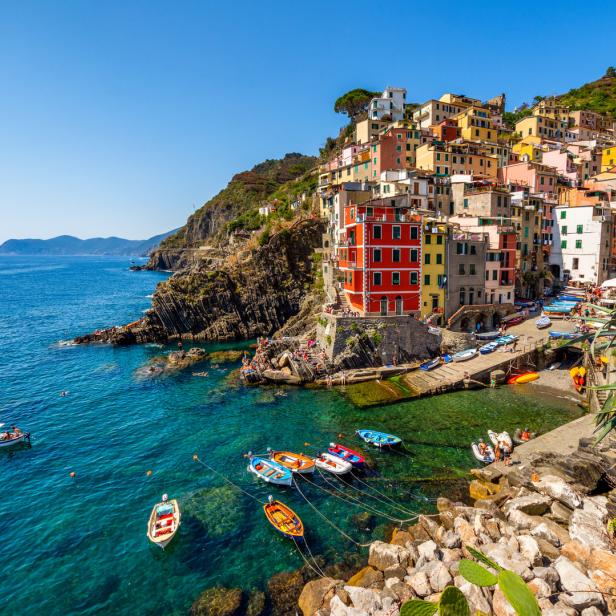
[328, 442, 365, 466]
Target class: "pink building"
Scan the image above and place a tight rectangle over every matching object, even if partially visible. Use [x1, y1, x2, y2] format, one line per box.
[498, 161, 559, 196]
[541, 149, 579, 183]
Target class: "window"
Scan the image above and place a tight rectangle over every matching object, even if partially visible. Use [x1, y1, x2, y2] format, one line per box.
[373, 248, 381, 262]
[393, 248, 401, 262]
[575, 240, 582, 249]
[459, 264, 465, 275]
[392, 226, 401, 239]
[560, 210, 566, 219]
[576, 225, 583, 234]
[469, 264, 476, 275]
[436, 254, 442, 265]
[425, 235, 431, 244]
[424, 274, 431, 285]
[492, 270, 498, 280]
[572, 258, 579, 270]
[410, 226, 418, 240]
[437, 274, 444, 287]
[410, 248, 418, 262]
[366, 207, 373, 217]
[463, 198, 469, 209]
[410, 272, 418, 285]
[392, 272, 400, 285]
[470, 245, 476, 255]
[424, 253, 431, 265]
[373, 272, 382, 285]
[373, 225, 382, 239]
[561, 240, 567, 249]
[437, 235, 443, 245]
[562, 226, 567, 235]
[460, 288, 466, 305]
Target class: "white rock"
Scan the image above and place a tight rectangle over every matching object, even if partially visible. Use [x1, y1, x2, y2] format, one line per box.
[531, 522, 562, 547]
[492, 588, 517, 616]
[383, 577, 400, 589]
[441, 530, 461, 549]
[582, 495, 608, 520]
[541, 602, 578, 616]
[533, 565, 560, 591]
[417, 540, 440, 561]
[368, 541, 410, 571]
[507, 508, 535, 530]
[428, 562, 452, 593]
[482, 543, 533, 581]
[441, 547, 462, 565]
[553, 556, 606, 611]
[329, 594, 369, 616]
[405, 571, 431, 597]
[454, 576, 492, 614]
[528, 576, 551, 599]
[343, 586, 386, 614]
[518, 535, 542, 566]
[581, 608, 604, 616]
[503, 493, 552, 516]
[569, 507, 610, 550]
[534, 474, 583, 509]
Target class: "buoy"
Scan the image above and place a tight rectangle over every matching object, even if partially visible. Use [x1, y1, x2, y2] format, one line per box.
[69, 471, 76, 478]
[531, 472, 539, 483]
[192, 454, 199, 461]
[146, 470, 152, 477]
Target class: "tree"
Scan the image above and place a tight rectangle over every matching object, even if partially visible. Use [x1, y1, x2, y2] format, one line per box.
[605, 66, 616, 78]
[334, 88, 381, 119]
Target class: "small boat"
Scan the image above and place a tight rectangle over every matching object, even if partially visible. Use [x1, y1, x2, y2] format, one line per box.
[269, 450, 315, 474]
[328, 443, 365, 466]
[502, 314, 524, 327]
[549, 331, 577, 340]
[315, 452, 352, 474]
[479, 341, 499, 355]
[452, 348, 477, 362]
[442, 354, 453, 363]
[495, 335, 517, 347]
[263, 497, 304, 539]
[0, 425, 31, 448]
[248, 456, 293, 486]
[548, 361, 561, 371]
[536, 316, 551, 329]
[146, 495, 181, 549]
[475, 331, 499, 341]
[513, 428, 536, 445]
[356, 429, 402, 448]
[419, 357, 440, 371]
[471, 442, 495, 464]
[488, 430, 512, 450]
[508, 372, 539, 384]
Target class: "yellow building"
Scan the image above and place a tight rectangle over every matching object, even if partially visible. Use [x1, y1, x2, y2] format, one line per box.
[455, 106, 497, 142]
[532, 98, 571, 123]
[515, 115, 567, 140]
[512, 137, 544, 162]
[415, 140, 498, 178]
[602, 146, 616, 172]
[421, 220, 447, 320]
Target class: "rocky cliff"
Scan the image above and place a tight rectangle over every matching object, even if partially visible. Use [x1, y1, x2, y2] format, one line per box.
[75, 217, 325, 344]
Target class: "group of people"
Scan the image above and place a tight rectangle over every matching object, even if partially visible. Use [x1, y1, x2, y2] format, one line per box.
[0, 426, 22, 441]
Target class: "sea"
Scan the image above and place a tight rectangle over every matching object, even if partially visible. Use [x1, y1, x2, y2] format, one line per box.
[0, 256, 583, 615]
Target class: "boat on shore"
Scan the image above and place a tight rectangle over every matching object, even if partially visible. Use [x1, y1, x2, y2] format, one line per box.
[479, 341, 498, 355]
[419, 357, 440, 371]
[146, 495, 180, 549]
[263, 497, 304, 539]
[475, 331, 499, 341]
[471, 442, 495, 464]
[248, 456, 293, 486]
[356, 429, 402, 448]
[536, 316, 551, 329]
[315, 452, 352, 474]
[328, 443, 364, 466]
[269, 450, 315, 474]
[549, 331, 577, 340]
[488, 430, 513, 450]
[452, 348, 477, 362]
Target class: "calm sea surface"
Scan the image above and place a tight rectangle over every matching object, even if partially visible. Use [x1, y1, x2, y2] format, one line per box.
[0, 256, 583, 614]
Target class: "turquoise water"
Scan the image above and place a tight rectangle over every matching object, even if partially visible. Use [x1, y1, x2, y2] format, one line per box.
[0, 256, 583, 615]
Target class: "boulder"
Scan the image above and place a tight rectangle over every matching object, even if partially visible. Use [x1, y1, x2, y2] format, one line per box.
[553, 556, 606, 611]
[418, 515, 441, 541]
[492, 588, 517, 616]
[441, 530, 461, 549]
[454, 576, 492, 614]
[569, 507, 610, 550]
[383, 565, 406, 581]
[470, 466, 502, 483]
[518, 535, 542, 567]
[548, 500, 574, 525]
[368, 541, 410, 571]
[533, 474, 583, 509]
[503, 493, 552, 517]
[245, 591, 265, 616]
[507, 508, 535, 530]
[535, 537, 562, 561]
[299, 578, 340, 616]
[541, 602, 578, 616]
[533, 566, 560, 591]
[469, 479, 499, 501]
[453, 517, 477, 551]
[428, 562, 452, 593]
[588, 549, 616, 613]
[343, 586, 393, 614]
[346, 566, 383, 589]
[560, 539, 592, 568]
[441, 548, 462, 566]
[190, 587, 243, 616]
[406, 522, 431, 542]
[417, 540, 440, 561]
[528, 577, 551, 599]
[531, 521, 568, 547]
[580, 608, 604, 616]
[482, 543, 533, 580]
[329, 594, 365, 616]
[405, 571, 431, 597]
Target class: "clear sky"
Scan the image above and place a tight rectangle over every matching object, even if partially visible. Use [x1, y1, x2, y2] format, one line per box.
[1, 1, 614, 243]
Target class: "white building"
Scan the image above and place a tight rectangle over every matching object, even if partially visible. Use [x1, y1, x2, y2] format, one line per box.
[369, 87, 406, 121]
[550, 204, 612, 285]
[375, 170, 429, 209]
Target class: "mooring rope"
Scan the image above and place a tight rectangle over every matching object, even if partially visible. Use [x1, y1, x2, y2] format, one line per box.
[300, 536, 327, 577]
[291, 536, 325, 578]
[293, 477, 373, 547]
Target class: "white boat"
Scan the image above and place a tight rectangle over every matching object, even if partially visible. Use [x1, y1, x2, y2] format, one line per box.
[488, 430, 513, 450]
[147, 495, 181, 549]
[536, 316, 551, 329]
[0, 424, 30, 448]
[452, 348, 478, 362]
[315, 452, 352, 475]
[471, 442, 495, 464]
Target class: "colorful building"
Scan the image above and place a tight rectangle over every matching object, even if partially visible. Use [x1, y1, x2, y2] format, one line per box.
[415, 140, 499, 178]
[420, 220, 447, 320]
[602, 146, 616, 172]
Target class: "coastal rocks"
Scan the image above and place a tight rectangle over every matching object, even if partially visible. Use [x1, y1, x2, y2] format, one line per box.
[268, 568, 309, 616]
[481, 543, 533, 580]
[533, 474, 583, 509]
[207, 350, 245, 363]
[368, 541, 410, 571]
[405, 571, 431, 597]
[298, 578, 342, 616]
[569, 504, 610, 550]
[553, 556, 606, 611]
[517, 535, 542, 567]
[503, 493, 552, 517]
[346, 566, 383, 589]
[190, 587, 243, 616]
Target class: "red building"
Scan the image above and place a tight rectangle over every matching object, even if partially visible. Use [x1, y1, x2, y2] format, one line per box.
[338, 200, 422, 315]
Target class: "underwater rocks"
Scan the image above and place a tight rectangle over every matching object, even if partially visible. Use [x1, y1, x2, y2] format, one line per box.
[184, 485, 245, 539]
[190, 587, 243, 616]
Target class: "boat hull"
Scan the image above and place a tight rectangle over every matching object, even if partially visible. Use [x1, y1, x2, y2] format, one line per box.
[248, 457, 293, 486]
[471, 442, 495, 464]
[419, 358, 440, 371]
[328, 443, 364, 466]
[270, 451, 315, 474]
[356, 429, 402, 448]
[263, 500, 304, 538]
[315, 452, 352, 474]
[508, 372, 539, 384]
[452, 349, 477, 362]
[0, 433, 30, 448]
[488, 430, 512, 449]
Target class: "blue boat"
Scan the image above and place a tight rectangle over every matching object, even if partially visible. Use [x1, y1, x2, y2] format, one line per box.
[557, 295, 583, 303]
[248, 456, 293, 486]
[419, 357, 440, 371]
[356, 429, 402, 448]
[495, 335, 517, 346]
[479, 341, 499, 354]
[442, 354, 453, 363]
[549, 331, 577, 340]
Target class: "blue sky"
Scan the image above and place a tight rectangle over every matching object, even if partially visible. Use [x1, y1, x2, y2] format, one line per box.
[1, 1, 614, 242]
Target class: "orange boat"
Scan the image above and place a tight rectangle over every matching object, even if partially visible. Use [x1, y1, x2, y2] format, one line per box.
[269, 450, 315, 474]
[263, 498, 304, 538]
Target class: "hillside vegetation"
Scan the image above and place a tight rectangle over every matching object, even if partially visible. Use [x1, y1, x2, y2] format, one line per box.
[556, 72, 616, 118]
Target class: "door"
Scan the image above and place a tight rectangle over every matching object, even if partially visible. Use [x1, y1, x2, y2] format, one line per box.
[380, 297, 388, 316]
[395, 296, 403, 315]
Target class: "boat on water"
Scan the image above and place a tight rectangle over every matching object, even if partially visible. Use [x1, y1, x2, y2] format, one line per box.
[452, 348, 478, 362]
[315, 452, 352, 474]
[146, 495, 180, 549]
[557, 294, 584, 303]
[488, 430, 513, 450]
[479, 341, 499, 355]
[328, 442, 364, 466]
[475, 331, 500, 341]
[508, 372, 539, 384]
[419, 357, 440, 371]
[471, 442, 495, 464]
[513, 428, 536, 445]
[269, 450, 315, 474]
[536, 316, 551, 329]
[248, 456, 293, 486]
[549, 331, 577, 340]
[356, 429, 402, 448]
[263, 497, 304, 539]
[0, 425, 31, 448]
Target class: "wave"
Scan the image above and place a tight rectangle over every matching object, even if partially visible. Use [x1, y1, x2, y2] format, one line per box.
[145, 294, 154, 298]
[0, 265, 66, 276]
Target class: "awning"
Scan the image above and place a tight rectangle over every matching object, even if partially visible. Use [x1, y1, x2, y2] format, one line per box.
[600, 278, 616, 288]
